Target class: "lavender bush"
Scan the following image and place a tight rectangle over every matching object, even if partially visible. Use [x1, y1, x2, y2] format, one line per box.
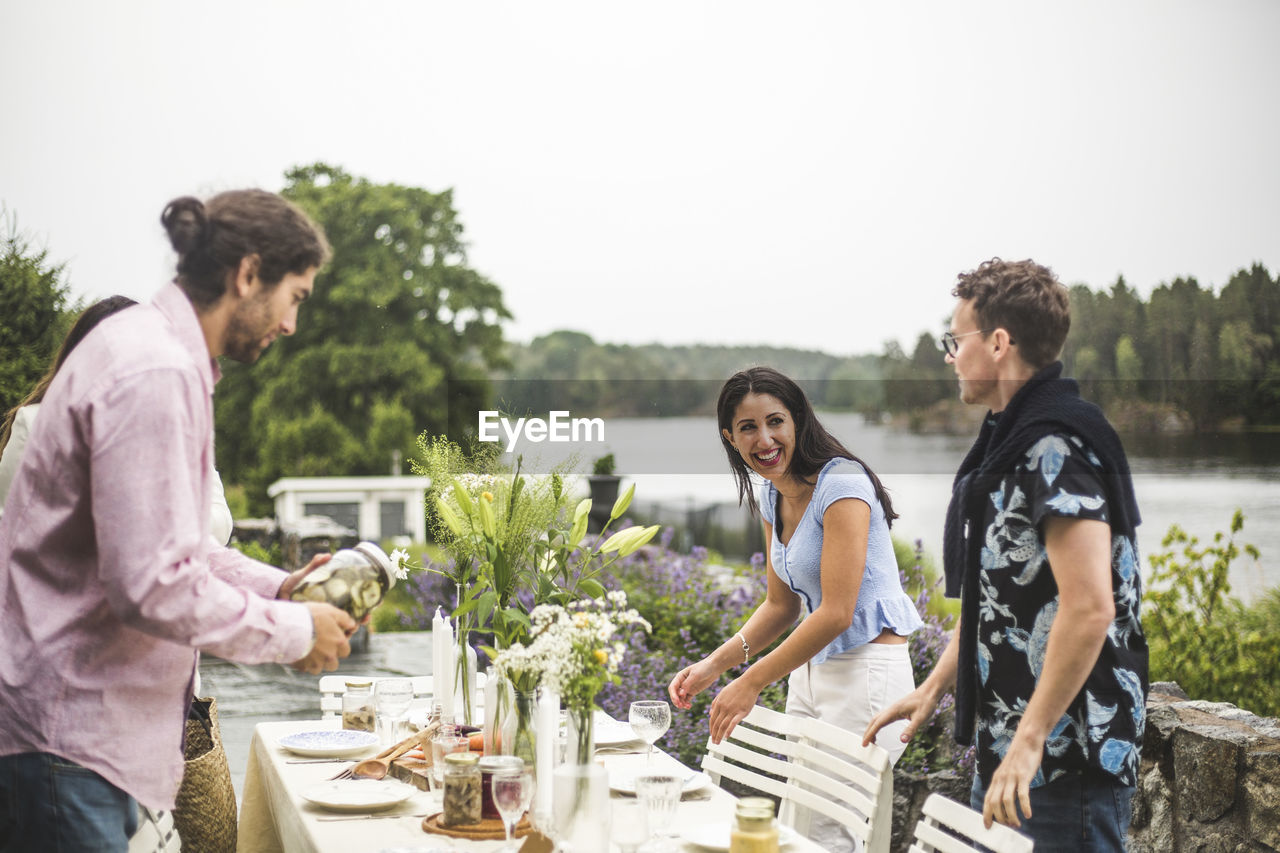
[892, 538, 974, 777]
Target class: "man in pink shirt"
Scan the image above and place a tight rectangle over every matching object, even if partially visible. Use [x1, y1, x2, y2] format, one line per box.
[0, 190, 357, 852]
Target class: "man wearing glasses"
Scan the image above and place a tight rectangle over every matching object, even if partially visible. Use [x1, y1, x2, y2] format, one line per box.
[865, 258, 1147, 852]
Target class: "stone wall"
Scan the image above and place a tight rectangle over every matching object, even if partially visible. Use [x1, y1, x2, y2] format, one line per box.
[889, 682, 1280, 853]
[1130, 682, 1280, 853]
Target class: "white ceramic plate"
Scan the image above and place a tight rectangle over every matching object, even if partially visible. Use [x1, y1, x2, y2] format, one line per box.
[278, 729, 380, 758]
[301, 780, 414, 813]
[680, 821, 797, 850]
[593, 713, 643, 746]
[609, 769, 711, 796]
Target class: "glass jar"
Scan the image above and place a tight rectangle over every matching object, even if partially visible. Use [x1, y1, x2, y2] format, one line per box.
[287, 541, 395, 620]
[341, 680, 375, 732]
[729, 798, 778, 853]
[441, 752, 482, 827]
[478, 755, 525, 819]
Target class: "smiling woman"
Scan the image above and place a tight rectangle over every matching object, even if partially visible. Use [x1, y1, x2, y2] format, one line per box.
[666, 366, 924, 853]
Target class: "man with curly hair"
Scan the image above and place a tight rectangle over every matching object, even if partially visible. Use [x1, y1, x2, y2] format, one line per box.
[865, 258, 1148, 852]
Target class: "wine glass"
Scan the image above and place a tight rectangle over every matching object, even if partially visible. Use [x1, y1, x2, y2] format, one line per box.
[492, 765, 534, 852]
[374, 678, 414, 746]
[628, 700, 672, 763]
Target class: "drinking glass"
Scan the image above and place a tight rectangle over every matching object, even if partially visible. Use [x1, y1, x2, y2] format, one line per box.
[491, 766, 534, 852]
[430, 733, 471, 786]
[374, 678, 414, 746]
[634, 773, 681, 841]
[628, 700, 672, 763]
[611, 799, 649, 853]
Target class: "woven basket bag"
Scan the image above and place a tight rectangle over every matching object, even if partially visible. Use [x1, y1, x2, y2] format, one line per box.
[172, 697, 237, 853]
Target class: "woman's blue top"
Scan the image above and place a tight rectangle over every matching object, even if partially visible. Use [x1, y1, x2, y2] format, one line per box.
[760, 457, 923, 664]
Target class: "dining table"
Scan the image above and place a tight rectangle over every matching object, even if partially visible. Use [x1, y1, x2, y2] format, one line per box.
[236, 715, 827, 853]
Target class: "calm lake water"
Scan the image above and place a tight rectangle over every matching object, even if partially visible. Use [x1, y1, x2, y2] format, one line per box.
[503, 414, 1280, 601]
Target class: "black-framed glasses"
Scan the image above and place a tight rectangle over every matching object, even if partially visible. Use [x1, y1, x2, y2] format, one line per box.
[940, 329, 991, 357]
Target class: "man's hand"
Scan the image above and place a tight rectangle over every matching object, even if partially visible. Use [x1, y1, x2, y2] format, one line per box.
[291, 602, 357, 675]
[982, 735, 1042, 828]
[862, 683, 940, 748]
[277, 552, 333, 600]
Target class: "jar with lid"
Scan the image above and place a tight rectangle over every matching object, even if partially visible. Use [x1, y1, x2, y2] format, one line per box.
[478, 755, 525, 819]
[341, 680, 376, 732]
[441, 752, 482, 827]
[287, 541, 396, 620]
[729, 797, 779, 853]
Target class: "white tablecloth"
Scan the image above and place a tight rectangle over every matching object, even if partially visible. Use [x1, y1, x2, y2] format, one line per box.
[237, 718, 825, 853]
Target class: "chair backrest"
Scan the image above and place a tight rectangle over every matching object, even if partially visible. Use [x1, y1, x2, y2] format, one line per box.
[700, 704, 894, 853]
[908, 793, 1034, 853]
[318, 673, 488, 718]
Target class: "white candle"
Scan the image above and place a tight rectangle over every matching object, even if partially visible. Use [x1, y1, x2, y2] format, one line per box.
[439, 613, 456, 721]
[431, 607, 446, 709]
[535, 687, 559, 819]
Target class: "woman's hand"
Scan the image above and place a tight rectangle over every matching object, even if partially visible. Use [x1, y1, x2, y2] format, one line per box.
[668, 658, 721, 710]
[708, 677, 762, 744]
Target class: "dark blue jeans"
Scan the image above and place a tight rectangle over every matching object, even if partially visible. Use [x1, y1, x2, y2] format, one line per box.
[0, 752, 137, 853]
[970, 768, 1134, 853]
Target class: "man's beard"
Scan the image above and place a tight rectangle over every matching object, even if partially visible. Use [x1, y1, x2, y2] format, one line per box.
[223, 296, 273, 364]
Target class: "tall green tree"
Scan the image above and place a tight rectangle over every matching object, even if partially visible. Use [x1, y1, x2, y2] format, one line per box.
[0, 215, 76, 413]
[214, 164, 511, 512]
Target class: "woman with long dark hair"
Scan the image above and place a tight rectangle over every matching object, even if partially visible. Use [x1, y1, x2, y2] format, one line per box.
[668, 366, 923, 852]
[0, 295, 137, 512]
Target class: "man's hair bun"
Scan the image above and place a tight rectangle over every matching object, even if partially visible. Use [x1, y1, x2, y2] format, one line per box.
[160, 196, 210, 255]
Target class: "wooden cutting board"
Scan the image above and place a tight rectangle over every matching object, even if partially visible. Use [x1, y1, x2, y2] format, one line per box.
[388, 756, 433, 791]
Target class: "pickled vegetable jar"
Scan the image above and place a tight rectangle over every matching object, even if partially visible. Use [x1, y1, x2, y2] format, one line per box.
[441, 752, 482, 827]
[288, 541, 395, 620]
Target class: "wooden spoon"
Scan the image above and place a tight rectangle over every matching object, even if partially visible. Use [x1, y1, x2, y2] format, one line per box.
[351, 723, 439, 781]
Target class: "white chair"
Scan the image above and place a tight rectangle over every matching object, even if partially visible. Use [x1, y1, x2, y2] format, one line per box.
[908, 793, 1034, 853]
[701, 704, 893, 853]
[318, 673, 486, 718]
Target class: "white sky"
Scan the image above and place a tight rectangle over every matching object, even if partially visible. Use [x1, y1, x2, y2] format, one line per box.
[2, 0, 1278, 357]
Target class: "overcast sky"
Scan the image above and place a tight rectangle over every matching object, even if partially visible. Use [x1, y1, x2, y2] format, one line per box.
[3, 0, 1278, 357]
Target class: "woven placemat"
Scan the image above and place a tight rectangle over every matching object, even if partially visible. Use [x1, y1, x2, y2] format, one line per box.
[422, 812, 531, 840]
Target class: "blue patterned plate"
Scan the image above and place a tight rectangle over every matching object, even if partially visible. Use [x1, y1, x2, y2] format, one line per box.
[278, 729, 380, 758]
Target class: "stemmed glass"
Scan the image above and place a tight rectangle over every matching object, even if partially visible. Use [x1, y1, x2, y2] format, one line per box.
[374, 678, 414, 746]
[491, 765, 534, 852]
[628, 700, 672, 763]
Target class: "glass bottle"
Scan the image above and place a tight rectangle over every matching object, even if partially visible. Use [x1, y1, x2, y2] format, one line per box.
[441, 752, 483, 827]
[729, 798, 778, 853]
[287, 541, 396, 620]
[341, 680, 375, 732]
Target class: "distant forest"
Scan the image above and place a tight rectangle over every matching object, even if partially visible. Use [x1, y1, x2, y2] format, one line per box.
[495, 263, 1280, 431]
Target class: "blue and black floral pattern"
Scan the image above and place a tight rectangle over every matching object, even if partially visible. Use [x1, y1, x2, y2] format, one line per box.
[973, 433, 1149, 788]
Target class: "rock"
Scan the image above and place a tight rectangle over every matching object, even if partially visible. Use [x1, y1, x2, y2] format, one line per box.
[1242, 747, 1280, 850]
[1152, 682, 1191, 701]
[1173, 725, 1241, 823]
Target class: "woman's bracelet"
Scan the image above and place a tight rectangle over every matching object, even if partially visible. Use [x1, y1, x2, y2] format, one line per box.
[735, 631, 750, 666]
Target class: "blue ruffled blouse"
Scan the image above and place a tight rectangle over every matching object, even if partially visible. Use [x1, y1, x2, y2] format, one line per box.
[761, 457, 923, 664]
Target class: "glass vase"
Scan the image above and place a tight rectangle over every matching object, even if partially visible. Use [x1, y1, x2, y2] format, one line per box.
[552, 762, 610, 853]
[566, 706, 594, 765]
[511, 689, 537, 765]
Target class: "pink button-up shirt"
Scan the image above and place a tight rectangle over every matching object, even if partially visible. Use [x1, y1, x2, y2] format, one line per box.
[0, 283, 312, 809]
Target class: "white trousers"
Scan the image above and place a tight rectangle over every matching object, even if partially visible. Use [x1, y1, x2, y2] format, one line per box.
[784, 642, 915, 853]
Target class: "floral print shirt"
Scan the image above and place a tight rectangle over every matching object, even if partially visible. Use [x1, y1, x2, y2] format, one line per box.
[974, 432, 1148, 788]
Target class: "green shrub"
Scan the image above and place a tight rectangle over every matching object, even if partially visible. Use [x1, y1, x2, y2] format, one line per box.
[1144, 510, 1280, 717]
